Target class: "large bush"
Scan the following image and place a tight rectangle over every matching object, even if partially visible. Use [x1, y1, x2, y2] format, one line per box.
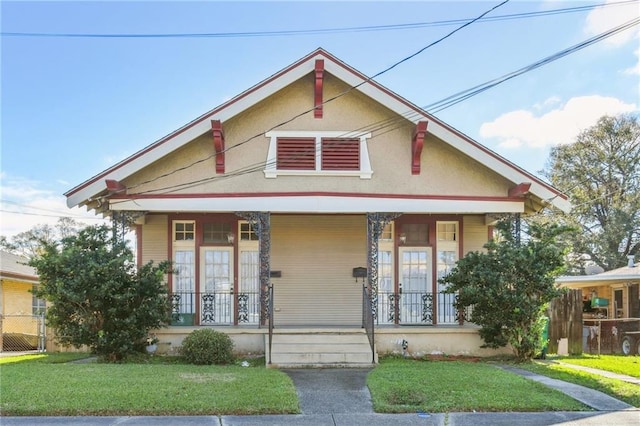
[29, 225, 172, 362]
[181, 329, 235, 365]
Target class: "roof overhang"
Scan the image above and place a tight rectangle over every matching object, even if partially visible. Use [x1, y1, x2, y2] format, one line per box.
[108, 193, 525, 214]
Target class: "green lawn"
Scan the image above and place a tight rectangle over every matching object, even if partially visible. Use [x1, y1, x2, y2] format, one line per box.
[518, 360, 640, 408]
[5, 353, 635, 416]
[550, 354, 640, 378]
[0, 354, 299, 416]
[367, 357, 588, 413]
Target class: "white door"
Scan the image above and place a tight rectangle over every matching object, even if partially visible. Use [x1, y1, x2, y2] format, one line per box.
[200, 248, 234, 324]
[399, 247, 433, 324]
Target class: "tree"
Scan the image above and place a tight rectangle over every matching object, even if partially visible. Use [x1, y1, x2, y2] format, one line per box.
[544, 114, 640, 271]
[440, 218, 569, 362]
[29, 224, 172, 361]
[0, 218, 83, 259]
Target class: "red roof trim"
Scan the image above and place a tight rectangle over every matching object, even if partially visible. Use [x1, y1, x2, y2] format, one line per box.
[412, 121, 428, 175]
[508, 182, 532, 198]
[314, 59, 324, 118]
[111, 191, 526, 203]
[211, 120, 225, 174]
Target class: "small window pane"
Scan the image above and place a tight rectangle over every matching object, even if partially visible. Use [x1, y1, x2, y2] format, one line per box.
[240, 222, 259, 241]
[403, 224, 428, 244]
[175, 222, 195, 241]
[203, 223, 232, 243]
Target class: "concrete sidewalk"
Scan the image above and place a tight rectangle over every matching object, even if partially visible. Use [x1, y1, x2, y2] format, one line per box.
[544, 360, 640, 385]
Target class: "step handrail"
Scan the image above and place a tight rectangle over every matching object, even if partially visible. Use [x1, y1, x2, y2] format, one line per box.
[362, 285, 375, 363]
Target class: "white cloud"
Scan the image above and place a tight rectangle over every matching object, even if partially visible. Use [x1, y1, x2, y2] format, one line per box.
[584, 0, 640, 46]
[0, 173, 108, 239]
[623, 49, 640, 75]
[533, 96, 562, 111]
[479, 95, 637, 149]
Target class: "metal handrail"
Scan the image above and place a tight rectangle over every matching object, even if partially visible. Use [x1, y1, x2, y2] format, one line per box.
[268, 284, 274, 364]
[362, 285, 375, 363]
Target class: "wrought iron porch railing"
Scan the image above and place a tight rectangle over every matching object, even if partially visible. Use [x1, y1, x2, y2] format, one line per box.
[362, 285, 375, 363]
[267, 284, 274, 364]
[169, 291, 260, 326]
[377, 291, 472, 325]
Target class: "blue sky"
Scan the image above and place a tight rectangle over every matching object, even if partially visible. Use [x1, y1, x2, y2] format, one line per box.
[1, 0, 639, 238]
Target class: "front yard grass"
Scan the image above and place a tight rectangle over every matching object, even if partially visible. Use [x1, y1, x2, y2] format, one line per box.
[549, 354, 640, 378]
[367, 357, 589, 413]
[0, 354, 299, 416]
[518, 360, 640, 408]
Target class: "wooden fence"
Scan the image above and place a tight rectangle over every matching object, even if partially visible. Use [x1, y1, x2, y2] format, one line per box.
[547, 289, 583, 355]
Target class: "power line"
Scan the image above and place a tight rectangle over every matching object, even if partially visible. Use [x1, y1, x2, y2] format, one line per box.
[111, 14, 640, 204]
[2, 0, 635, 38]
[125, 0, 511, 193]
[0, 209, 107, 220]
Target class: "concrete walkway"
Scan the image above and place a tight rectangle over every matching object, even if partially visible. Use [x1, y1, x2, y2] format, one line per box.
[544, 360, 640, 385]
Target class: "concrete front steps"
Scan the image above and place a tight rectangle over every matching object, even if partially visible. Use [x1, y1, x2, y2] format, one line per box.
[265, 328, 377, 368]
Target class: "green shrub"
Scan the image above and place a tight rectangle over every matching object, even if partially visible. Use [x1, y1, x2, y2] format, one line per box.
[180, 329, 235, 365]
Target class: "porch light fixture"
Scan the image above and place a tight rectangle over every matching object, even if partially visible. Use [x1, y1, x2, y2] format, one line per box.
[227, 232, 235, 244]
[399, 233, 407, 245]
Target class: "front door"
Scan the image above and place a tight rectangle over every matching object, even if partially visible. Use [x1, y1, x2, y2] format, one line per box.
[399, 247, 433, 324]
[200, 248, 233, 324]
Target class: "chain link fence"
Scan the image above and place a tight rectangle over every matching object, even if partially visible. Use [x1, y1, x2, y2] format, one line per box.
[0, 314, 46, 352]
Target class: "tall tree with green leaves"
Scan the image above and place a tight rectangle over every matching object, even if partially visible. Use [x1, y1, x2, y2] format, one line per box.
[441, 218, 569, 362]
[0, 217, 83, 259]
[29, 224, 172, 361]
[544, 114, 640, 271]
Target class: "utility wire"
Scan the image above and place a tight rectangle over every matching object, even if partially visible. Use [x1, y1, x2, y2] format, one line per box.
[114, 13, 640, 202]
[2, 0, 635, 38]
[125, 0, 510, 193]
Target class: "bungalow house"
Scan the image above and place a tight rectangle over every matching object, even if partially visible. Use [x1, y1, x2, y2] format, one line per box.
[0, 250, 44, 351]
[65, 48, 570, 366]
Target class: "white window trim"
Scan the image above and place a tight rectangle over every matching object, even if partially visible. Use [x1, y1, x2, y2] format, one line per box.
[264, 130, 372, 179]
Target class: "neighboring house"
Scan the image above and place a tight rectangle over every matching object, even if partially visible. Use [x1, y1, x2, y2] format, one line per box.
[556, 256, 640, 320]
[0, 250, 44, 351]
[64, 49, 570, 364]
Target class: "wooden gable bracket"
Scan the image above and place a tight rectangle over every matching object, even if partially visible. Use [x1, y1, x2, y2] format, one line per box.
[412, 121, 428, 175]
[509, 182, 532, 198]
[105, 179, 126, 194]
[211, 119, 225, 174]
[314, 59, 324, 118]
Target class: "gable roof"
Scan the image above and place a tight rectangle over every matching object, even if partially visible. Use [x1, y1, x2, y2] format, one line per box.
[0, 250, 39, 283]
[65, 48, 570, 213]
[557, 261, 640, 287]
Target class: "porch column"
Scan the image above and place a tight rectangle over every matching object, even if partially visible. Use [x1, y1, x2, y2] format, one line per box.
[235, 212, 271, 326]
[367, 213, 401, 319]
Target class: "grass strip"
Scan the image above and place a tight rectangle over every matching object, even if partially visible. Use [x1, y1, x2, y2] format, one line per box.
[548, 354, 640, 378]
[518, 361, 640, 408]
[367, 357, 588, 413]
[1, 357, 299, 416]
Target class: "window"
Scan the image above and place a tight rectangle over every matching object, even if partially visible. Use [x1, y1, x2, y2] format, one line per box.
[240, 222, 259, 241]
[203, 223, 231, 243]
[379, 223, 394, 241]
[437, 221, 459, 324]
[32, 285, 46, 315]
[264, 130, 372, 178]
[174, 221, 195, 241]
[402, 223, 428, 244]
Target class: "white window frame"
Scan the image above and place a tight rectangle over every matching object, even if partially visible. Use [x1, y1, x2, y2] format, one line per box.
[437, 221, 459, 324]
[264, 130, 372, 179]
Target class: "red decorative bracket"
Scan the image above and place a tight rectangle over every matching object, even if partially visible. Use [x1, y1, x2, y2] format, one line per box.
[509, 182, 532, 198]
[412, 121, 428, 175]
[105, 179, 126, 193]
[314, 59, 324, 118]
[211, 120, 225, 174]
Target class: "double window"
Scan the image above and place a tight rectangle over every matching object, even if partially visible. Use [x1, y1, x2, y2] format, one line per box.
[264, 131, 372, 178]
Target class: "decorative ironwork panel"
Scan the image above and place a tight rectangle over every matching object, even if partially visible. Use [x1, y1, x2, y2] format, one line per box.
[236, 212, 271, 325]
[421, 293, 434, 324]
[388, 294, 398, 323]
[238, 293, 249, 323]
[201, 294, 216, 323]
[367, 213, 401, 320]
[170, 294, 182, 322]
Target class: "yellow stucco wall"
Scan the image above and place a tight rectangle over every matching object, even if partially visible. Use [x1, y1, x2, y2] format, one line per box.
[123, 72, 512, 198]
[1, 279, 33, 315]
